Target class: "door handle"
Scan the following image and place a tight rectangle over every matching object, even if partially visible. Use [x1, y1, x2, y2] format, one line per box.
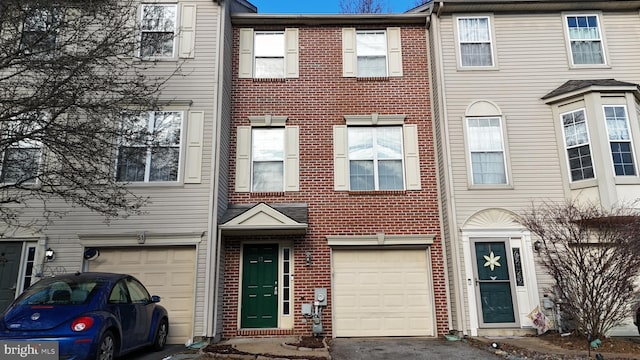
[274, 281, 278, 296]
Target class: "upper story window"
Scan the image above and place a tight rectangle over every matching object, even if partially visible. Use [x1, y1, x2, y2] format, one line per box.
[21, 7, 63, 55]
[342, 27, 403, 78]
[561, 109, 594, 181]
[235, 116, 300, 193]
[466, 117, 507, 184]
[456, 16, 494, 67]
[252, 128, 285, 191]
[254, 31, 285, 78]
[356, 31, 387, 77]
[1, 118, 42, 184]
[333, 114, 421, 191]
[565, 15, 605, 66]
[116, 111, 182, 182]
[140, 4, 177, 58]
[348, 126, 404, 190]
[238, 29, 299, 79]
[604, 105, 635, 176]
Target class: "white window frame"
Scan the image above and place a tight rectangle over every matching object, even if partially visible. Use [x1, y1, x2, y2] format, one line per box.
[139, 4, 177, 59]
[21, 7, 63, 55]
[564, 13, 606, 67]
[0, 117, 43, 185]
[561, 108, 595, 182]
[253, 31, 286, 79]
[116, 111, 184, 183]
[251, 127, 285, 192]
[603, 105, 636, 177]
[456, 15, 495, 68]
[466, 117, 508, 185]
[356, 30, 388, 77]
[347, 126, 405, 191]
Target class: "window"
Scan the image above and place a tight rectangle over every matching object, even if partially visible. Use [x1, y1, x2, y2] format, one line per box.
[238, 28, 299, 79]
[604, 106, 635, 176]
[457, 17, 493, 67]
[235, 117, 299, 193]
[356, 31, 387, 77]
[565, 15, 605, 65]
[466, 117, 507, 184]
[252, 128, 284, 192]
[254, 32, 285, 78]
[21, 7, 63, 54]
[140, 4, 177, 58]
[342, 27, 403, 77]
[116, 111, 182, 182]
[561, 109, 594, 181]
[282, 247, 291, 316]
[348, 127, 404, 190]
[1, 119, 42, 184]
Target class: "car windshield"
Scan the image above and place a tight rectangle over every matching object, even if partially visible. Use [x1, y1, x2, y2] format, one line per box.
[16, 277, 106, 306]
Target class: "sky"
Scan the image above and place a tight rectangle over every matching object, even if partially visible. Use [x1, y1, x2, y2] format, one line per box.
[248, 0, 422, 14]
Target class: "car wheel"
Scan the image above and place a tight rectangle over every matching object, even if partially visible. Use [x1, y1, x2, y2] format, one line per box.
[152, 318, 168, 351]
[97, 330, 115, 360]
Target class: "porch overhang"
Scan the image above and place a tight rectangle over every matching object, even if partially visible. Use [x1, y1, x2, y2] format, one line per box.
[219, 202, 308, 236]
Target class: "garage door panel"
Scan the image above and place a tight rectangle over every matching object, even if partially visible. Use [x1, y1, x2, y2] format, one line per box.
[333, 249, 433, 337]
[89, 247, 195, 345]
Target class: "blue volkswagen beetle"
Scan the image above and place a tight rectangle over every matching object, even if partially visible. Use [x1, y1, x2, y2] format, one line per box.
[0, 272, 168, 360]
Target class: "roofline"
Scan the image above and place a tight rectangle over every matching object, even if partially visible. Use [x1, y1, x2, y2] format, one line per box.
[542, 84, 640, 104]
[230, 13, 429, 26]
[432, 0, 640, 14]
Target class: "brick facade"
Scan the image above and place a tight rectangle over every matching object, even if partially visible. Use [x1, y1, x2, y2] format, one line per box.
[224, 21, 447, 338]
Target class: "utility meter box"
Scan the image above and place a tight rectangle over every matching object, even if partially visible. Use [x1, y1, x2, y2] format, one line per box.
[301, 303, 313, 316]
[314, 288, 327, 306]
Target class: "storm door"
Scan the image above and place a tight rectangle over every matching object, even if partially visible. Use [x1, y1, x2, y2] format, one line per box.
[473, 240, 518, 326]
[241, 244, 278, 328]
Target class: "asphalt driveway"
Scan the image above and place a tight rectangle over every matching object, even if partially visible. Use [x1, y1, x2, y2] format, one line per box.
[330, 337, 501, 360]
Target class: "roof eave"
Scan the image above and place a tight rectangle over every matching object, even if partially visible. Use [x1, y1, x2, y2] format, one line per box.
[230, 13, 429, 26]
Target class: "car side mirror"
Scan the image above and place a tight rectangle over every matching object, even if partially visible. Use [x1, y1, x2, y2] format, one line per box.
[151, 295, 161, 303]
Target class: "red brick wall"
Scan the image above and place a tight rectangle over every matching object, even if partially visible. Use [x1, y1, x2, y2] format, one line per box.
[225, 23, 447, 337]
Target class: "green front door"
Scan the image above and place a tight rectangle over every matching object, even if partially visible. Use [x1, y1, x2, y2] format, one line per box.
[474, 241, 516, 324]
[0, 242, 23, 312]
[241, 244, 278, 328]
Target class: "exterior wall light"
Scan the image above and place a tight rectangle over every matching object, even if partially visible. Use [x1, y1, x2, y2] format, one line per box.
[305, 252, 312, 266]
[45, 248, 56, 262]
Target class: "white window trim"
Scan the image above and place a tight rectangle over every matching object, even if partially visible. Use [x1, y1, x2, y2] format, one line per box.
[334, 113, 421, 191]
[355, 30, 388, 77]
[235, 116, 300, 193]
[116, 110, 185, 184]
[562, 12, 609, 68]
[465, 117, 509, 187]
[454, 14, 498, 70]
[560, 108, 596, 183]
[602, 105, 637, 177]
[141, 0, 197, 61]
[348, 126, 406, 191]
[342, 27, 403, 78]
[238, 28, 299, 79]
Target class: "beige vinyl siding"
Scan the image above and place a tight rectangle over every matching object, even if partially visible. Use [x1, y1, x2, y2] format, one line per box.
[16, 0, 224, 341]
[437, 9, 640, 329]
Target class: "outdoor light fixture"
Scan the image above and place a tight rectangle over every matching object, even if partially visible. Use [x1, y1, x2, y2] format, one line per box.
[533, 240, 541, 253]
[305, 252, 312, 266]
[83, 248, 100, 261]
[45, 248, 55, 262]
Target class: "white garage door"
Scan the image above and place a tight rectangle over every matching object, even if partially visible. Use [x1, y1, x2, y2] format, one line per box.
[333, 249, 433, 337]
[88, 246, 195, 344]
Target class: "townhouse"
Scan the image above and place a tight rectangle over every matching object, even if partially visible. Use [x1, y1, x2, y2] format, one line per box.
[0, 0, 255, 345]
[217, 12, 448, 338]
[423, 0, 640, 337]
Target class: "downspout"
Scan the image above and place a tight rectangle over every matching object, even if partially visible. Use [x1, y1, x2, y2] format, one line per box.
[433, 1, 469, 336]
[204, 0, 225, 339]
